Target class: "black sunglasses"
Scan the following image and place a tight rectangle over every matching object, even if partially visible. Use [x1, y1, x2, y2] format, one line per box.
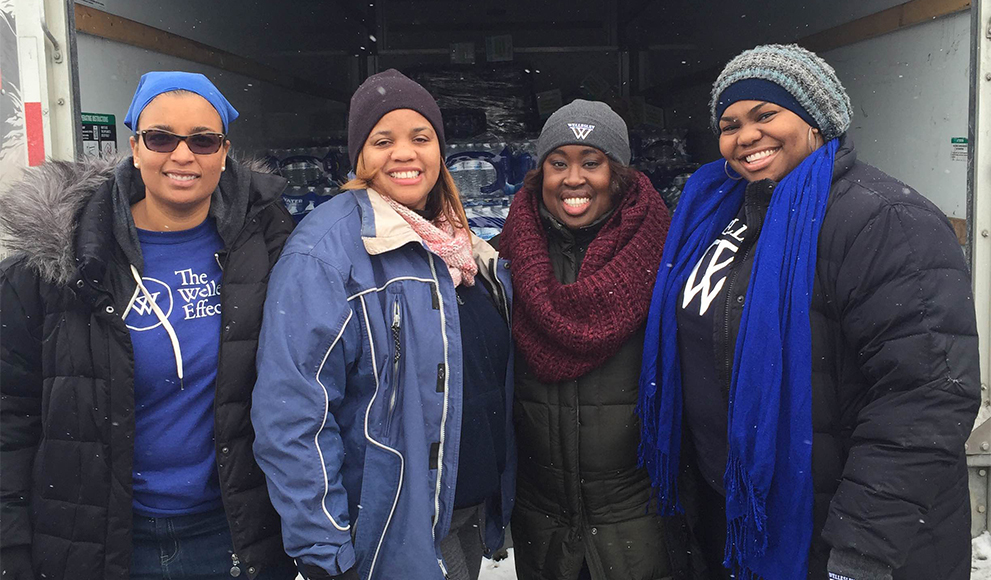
[137, 129, 226, 155]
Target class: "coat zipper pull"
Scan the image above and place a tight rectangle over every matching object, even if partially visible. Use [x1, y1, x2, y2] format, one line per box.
[230, 552, 242, 577]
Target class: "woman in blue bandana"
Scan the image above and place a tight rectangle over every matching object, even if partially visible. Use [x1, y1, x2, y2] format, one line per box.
[0, 72, 296, 579]
[638, 44, 980, 580]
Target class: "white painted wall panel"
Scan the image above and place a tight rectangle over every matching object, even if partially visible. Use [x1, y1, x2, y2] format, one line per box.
[825, 12, 970, 218]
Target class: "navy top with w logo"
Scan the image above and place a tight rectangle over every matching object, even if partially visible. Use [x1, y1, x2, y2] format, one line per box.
[676, 206, 751, 494]
[126, 219, 224, 516]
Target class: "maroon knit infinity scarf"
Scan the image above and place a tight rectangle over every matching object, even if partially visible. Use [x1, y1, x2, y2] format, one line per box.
[500, 171, 670, 382]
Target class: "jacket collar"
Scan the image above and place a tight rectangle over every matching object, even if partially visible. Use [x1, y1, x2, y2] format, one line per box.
[357, 188, 427, 256]
[832, 133, 857, 181]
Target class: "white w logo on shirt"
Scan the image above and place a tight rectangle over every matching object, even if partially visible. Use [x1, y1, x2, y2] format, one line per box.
[682, 219, 747, 316]
[131, 292, 162, 316]
[124, 276, 174, 332]
[568, 123, 595, 140]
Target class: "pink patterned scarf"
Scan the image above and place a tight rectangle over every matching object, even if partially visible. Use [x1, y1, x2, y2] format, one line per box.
[383, 196, 477, 287]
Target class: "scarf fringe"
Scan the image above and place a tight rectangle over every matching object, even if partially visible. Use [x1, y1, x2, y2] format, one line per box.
[645, 449, 681, 516]
[724, 455, 768, 565]
[724, 563, 763, 580]
[636, 382, 681, 516]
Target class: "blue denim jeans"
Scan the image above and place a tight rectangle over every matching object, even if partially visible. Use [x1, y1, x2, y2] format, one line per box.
[131, 508, 296, 580]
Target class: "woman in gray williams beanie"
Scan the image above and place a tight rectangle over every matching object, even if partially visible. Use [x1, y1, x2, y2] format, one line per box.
[500, 98, 674, 580]
[640, 43, 980, 580]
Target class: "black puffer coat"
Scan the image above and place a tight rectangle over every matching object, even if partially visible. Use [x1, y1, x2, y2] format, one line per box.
[512, 210, 673, 580]
[0, 157, 294, 580]
[679, 136, 980, 579]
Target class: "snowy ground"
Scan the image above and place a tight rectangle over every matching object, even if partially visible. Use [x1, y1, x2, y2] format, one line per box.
[483, 539, 991, 580]
[291, 548, 518, 580]
[291, 534, 991, 580]
[975, 532, 991, 580]
[482, 536, 991, 580]
[479, 548, 518, 580]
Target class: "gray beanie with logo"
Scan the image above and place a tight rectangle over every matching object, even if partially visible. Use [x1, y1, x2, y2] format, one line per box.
[537, 99, 631, 165]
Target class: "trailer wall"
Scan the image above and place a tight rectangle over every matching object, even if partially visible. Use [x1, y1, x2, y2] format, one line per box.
[658, 10, 970, 221]
[825, 11, 970, 219]
[76, 34, 344, 153]
[72, 0, 348, 153]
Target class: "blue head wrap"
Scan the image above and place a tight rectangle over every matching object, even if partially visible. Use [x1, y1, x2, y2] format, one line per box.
[124, 71, 239, 133]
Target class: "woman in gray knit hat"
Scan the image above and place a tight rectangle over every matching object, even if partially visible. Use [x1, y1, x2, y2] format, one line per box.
[499, 99, 674, 580]
[638, 44, 979, 580]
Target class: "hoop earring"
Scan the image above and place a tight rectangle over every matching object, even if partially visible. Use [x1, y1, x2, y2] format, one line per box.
[724, 160, 743, 181]
[808, 127, 817, 153]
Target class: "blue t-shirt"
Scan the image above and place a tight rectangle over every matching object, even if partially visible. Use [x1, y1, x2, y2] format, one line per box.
[126, 219, 225, 516]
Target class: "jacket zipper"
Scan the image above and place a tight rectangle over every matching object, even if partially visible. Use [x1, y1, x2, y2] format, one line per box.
[386, 297, 402, 433]
[427, 255, 452, 578]
[490, 258, 511, 325]
[212, 193, 284, 572]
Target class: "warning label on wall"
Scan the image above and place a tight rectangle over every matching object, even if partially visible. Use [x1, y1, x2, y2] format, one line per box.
[81, 113, 117, 158]
[951, 137, 968, 162]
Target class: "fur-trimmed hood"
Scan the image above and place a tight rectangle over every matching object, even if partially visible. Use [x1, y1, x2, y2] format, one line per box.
[0, 155, 282, 286]
[0, 156, 120, 286]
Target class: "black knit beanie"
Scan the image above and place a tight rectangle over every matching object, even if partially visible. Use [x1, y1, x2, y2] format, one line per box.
[347, 69, 446, 168]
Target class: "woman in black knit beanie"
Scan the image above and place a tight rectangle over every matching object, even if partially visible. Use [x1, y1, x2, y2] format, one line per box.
[252, 69, 515, 580]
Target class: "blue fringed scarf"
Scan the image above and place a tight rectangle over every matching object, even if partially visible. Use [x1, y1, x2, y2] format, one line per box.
[638, 139, 838, 580]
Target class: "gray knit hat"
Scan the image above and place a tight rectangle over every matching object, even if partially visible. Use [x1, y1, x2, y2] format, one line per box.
[537, 99, 631, 165]
[710, 44, 852, 141]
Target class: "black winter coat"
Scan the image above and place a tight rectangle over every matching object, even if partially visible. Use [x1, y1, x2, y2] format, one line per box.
[0, 158, 295, 580]
[512, 209, 673, 580]
[679, 136, 980, 579]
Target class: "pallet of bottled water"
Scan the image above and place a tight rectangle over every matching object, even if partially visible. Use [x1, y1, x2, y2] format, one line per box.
[446, 140, 536, 239]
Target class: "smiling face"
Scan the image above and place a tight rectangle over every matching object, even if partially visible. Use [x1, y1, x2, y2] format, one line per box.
[129, 92, 229, 220]
[361, 108, 442, 210]
[540, 145, 614, 229]
[718, 100, 821, 182]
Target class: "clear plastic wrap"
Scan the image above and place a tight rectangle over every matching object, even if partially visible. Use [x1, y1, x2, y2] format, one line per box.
[446, 139, 537, 239]
[268, 145, 350, 189]
[280, 185, 340, 223]
[630, 128, 696, 210]
[411, 65, 537, 138]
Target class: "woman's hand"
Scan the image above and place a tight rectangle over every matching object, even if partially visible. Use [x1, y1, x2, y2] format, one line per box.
[827, 548, 892, 580]
[298, 561, 360, 580]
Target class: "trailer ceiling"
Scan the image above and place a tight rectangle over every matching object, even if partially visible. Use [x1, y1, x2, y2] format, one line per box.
[629, 0, 914, 82]
[74, 0, 967, 99]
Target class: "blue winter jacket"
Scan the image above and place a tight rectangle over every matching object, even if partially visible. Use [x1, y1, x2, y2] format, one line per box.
[252, 188, 515, 580]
